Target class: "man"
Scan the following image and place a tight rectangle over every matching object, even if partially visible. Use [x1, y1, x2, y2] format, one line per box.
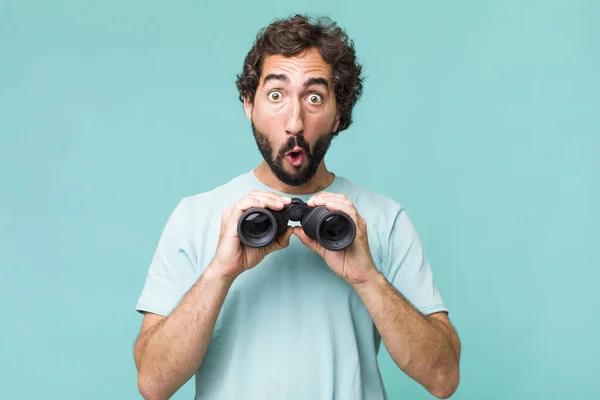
[133, 14, 460, 400]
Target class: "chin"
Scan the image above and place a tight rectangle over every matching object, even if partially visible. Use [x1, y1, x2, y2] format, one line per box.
[271, 165, 314, 186]
[286, 160, 307, 171]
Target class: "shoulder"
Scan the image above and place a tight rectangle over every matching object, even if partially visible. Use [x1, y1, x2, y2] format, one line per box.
[337, 176, 406, 225]
[159, 171, 255, 237]
[336, 176, 411, 261]
[181, 171, 255, 214]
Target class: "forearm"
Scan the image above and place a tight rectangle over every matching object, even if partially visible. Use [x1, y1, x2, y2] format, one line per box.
[353, 270, 459, 398]
[135, 261, 235, 400]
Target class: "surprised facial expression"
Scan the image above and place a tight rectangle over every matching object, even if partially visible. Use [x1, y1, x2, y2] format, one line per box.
[245, 47, 340, 186]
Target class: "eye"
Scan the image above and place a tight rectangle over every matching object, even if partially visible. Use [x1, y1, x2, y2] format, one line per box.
[307, 93, 322, 105]
[268, 91, 282, 102]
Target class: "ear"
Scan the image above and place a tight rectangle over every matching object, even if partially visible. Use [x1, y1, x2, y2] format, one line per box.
[243, 95, 253, 120]
[333, 111, 341, 133]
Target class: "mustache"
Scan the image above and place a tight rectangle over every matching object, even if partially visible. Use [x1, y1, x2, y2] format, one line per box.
[280, 136, 310, 155]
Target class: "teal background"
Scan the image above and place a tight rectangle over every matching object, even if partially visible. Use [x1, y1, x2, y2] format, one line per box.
[1, 0, 598, 399]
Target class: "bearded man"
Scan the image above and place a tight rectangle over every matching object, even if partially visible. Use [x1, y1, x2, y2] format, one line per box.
[133, 14, 461, 400]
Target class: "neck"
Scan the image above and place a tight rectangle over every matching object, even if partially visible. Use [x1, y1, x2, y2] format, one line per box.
[253, 161, 335, 195]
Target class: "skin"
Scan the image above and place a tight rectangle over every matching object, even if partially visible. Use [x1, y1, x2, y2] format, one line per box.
[245, 48, 341, 194]
[134, 47, 461, 400]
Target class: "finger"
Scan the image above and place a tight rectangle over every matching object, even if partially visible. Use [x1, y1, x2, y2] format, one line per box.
[225, 196, 286, 236]
[265, 226, 294, 254]
[246, 193, 289, 210]
[235, 195, 284, 214]
[249, 190, 293, 205]
[319, 201, 359, 226]
[292, 226, 323, 255]
[307, 193, 348, 207]
[309, 195, 352, 208]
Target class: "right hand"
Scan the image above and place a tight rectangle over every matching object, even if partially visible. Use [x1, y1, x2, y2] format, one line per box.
[211, 190, 294, 279]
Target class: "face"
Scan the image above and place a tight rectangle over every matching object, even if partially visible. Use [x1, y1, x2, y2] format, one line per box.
[244, 47, 340, 186]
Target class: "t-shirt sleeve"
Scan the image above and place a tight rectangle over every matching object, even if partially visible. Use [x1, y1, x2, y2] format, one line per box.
[135, 198, 198, 317]
[383, 209, 448, 316]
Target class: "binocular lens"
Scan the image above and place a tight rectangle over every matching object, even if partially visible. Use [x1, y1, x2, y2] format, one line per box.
[318, 214, 355, 250]
[243, 213, 270, 237]
[238, 211, 276, 247]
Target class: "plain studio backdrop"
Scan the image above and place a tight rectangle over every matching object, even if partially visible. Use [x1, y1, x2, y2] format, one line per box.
[1, 1, 598, 399]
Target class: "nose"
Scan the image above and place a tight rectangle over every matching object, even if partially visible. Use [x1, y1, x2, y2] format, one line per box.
[285, 98, 304, 136]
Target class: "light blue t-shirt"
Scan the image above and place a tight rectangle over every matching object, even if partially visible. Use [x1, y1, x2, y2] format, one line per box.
[135, 169, 448, 399]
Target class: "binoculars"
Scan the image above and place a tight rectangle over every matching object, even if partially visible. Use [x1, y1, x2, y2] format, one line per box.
[237, 198, 356, 251]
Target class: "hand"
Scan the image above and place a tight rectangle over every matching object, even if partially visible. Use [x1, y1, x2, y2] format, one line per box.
[212, 190, 294, 280]
[292, 192, 379, 286]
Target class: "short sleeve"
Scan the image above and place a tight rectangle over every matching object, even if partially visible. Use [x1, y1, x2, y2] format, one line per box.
[135, 198, 198, 317]
[383, 209, 448, 316]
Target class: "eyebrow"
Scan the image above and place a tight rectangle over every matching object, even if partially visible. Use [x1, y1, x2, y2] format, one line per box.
[262, 73, 330, 90]
[304, 77, 329, 90]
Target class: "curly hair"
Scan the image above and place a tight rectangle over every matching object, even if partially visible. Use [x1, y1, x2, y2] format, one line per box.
[236, 14, 364, 135]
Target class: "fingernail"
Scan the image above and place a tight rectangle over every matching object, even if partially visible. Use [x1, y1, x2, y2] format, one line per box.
[276, 200, 284, 206]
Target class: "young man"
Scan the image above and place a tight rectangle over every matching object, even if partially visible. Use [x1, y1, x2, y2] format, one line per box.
[133, 14, 461, 400]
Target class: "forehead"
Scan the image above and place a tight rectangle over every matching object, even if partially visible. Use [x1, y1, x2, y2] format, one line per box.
[259, 48, 332, 85]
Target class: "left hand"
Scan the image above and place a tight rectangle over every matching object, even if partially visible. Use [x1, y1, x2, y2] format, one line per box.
[292, 192, 379, 286]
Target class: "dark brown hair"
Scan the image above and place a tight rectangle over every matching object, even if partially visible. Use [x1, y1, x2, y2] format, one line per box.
[236, 14, 364, 135]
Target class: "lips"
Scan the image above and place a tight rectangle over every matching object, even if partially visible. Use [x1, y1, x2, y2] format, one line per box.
[286, 147, 305, 167]
[285, 146, 304, 156]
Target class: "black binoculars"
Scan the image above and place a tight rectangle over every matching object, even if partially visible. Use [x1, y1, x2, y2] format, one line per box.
[237, 198, 356, 251]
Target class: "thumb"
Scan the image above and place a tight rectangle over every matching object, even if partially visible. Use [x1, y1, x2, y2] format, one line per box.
[293, 226, 321, 253]
[265, 226, 293, 254]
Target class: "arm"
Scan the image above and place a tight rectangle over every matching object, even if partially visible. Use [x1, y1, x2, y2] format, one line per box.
[133, 191, 294, 400]
[134, 262, 234, 400]
[295, 193, 460, 398]
[352, 270, 460, 399]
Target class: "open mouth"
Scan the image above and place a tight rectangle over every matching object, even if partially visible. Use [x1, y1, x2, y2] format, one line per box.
[286, 147, 305, 167]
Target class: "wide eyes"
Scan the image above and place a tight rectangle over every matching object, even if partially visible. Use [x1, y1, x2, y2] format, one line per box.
[268, 91, 282, 102]
[267, 91, 323, 105]
[307, 94, 322, 105]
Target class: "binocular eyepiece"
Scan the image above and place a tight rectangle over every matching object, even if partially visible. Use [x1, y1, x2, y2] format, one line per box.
[237, 198, 356, 251]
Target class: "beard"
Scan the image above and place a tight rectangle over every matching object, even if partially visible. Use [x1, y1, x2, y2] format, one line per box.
[251, 121, 334, 187]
